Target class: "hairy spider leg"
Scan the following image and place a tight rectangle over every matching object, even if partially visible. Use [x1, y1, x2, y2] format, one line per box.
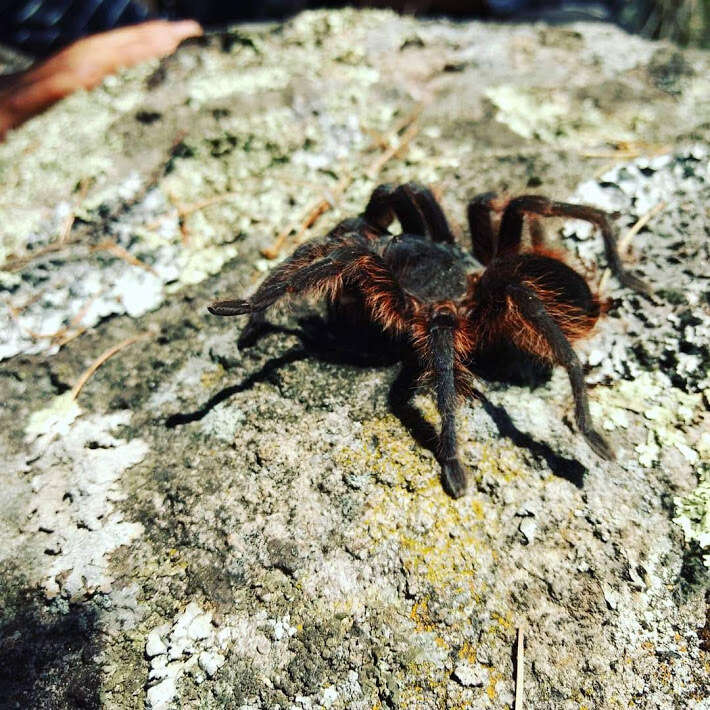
[466, 191, 498, 265]
[220, 221, 372, 346]
[505, 283, 614, 460]
[497, 196, 651, 295]
[398, 182, 456, 243]
[363, 183, 424, 233]
[528, 216, 546, 249]
[429, 310, 468, 498]
[364, 183, 455, 243]
[209, 241, 412, 335]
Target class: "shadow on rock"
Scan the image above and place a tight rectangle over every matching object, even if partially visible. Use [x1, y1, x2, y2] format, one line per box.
[168, 313, 586, 486]
[0, 566, 102, 710]
[478, 396, 586, 488]
[165, 311, 402, 428]
[165, 345, 309, 427]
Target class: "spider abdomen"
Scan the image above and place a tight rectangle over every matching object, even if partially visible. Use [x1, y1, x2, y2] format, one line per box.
[472, 253, 600, 361]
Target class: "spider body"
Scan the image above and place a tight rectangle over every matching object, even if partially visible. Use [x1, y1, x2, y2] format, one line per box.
[209, 183, 649, 498]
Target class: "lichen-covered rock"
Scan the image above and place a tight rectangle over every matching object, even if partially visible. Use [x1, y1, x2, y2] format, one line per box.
[1, 9, 708, 710]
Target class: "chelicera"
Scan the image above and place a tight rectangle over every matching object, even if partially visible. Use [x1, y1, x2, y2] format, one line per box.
[209, 183, 649, 498]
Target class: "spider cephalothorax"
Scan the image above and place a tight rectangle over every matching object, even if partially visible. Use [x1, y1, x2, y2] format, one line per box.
[209, 183, 649, 498]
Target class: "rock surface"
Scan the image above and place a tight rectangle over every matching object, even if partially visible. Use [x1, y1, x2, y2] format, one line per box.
[1, 9, 708, 710]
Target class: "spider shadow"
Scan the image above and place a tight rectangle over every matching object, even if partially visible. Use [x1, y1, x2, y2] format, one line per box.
[165, 344, 309, 428]
[167, 313, 586, 488]
[388, 360, 585, 489]
[477, 396, 586, 488]
[165, 311, 403, 429]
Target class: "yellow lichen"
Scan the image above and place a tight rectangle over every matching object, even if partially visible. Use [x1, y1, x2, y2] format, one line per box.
[486, 668, 502, 700]
[458, 642, 478, 664]
[200, 365, 226, 389]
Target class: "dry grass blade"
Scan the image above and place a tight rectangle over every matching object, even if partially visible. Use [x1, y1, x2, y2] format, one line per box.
[57, 178, 90, 244]
[515, 626, 525, 710]
[175, 191, 241, 218]
[71, 330, 154, 400]
[57, 211, 76, 245]
[261, 173, 352, 259]
[365, 119, 420, 180]
[2, 239, 81, 272]
[92, 240, 158, 275]
[617, 200, 666, 254]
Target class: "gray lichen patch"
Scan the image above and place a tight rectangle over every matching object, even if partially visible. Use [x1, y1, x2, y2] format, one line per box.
[21, 394, 149, 599]
[1, 8, 710, 710]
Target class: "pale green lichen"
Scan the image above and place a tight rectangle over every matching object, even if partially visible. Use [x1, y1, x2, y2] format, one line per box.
[174, 243, 240, 287]
[25, 391, 82, 441]
[590, 373, 709, 566]
[674, 432, 710, 567]
[485, 84, 638, 145]
[23, 400, 149, 598]
[589, 371, 703, 468]
[674, 467, 710, 567]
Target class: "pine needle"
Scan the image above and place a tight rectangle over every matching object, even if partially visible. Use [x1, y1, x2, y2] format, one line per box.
[71, 330, 154, 400]
[515, 626, 525, 710]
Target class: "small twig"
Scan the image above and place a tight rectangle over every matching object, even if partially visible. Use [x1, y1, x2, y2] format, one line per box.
[365, 119, 420, 180]
[53, 326, 90, 349]
[587, 145, 671, 179]
[6, 300, 54, 340]
[50, 290, 106, 347]
[261, 173, 352, 259]
[7, 289, 101, 348]
[71, 330, 154, 400]
[2, 239, 82, 272]
[57, 179, 90, 244]
[388, 103, 425, 137]
[10, 290, 44, 314]
[175, 191, 241, 219]
[598, 268, 611, 295]
[92, 240, 158, 275]
[515, 626, 525, 710]
[582, 149, 643, 160]
[57, 211, 76, 245]
[617, 200, 666, 254]
[581, 142, 670, 160]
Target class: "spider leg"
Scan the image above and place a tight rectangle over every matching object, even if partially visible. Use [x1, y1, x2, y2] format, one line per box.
[364, 183, 427, 235]
[210, 241, 410, 335]
[505, 283, 614, 461]
[499, 196, 651, 295]
[209, 237, 337, 317]
[211, 229, 368, 345]
[400, 183, 455, 243]
[429, 311, 468, 498]
[466, 191, 498, 265]
[528, 216, 546, 249]
[363, 183, 454, 242]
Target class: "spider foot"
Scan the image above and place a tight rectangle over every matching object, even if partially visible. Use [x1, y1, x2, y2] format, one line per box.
[208, 299, 252, 316]
[583, 428, 615, 461]
[617, 270, 653, 297]
[440, 458, 468, 499]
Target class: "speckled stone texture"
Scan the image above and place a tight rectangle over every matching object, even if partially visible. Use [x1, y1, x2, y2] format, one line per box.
[0, 9, 708, 710]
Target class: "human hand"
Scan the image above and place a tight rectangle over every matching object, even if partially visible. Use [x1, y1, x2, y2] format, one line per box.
[0, 19, 202, 140]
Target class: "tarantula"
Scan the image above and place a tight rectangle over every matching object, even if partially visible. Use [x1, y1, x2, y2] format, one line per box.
[209, 183, 649, 498]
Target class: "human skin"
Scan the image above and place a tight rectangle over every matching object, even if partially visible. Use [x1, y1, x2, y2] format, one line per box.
[0, 19, 202, 140]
